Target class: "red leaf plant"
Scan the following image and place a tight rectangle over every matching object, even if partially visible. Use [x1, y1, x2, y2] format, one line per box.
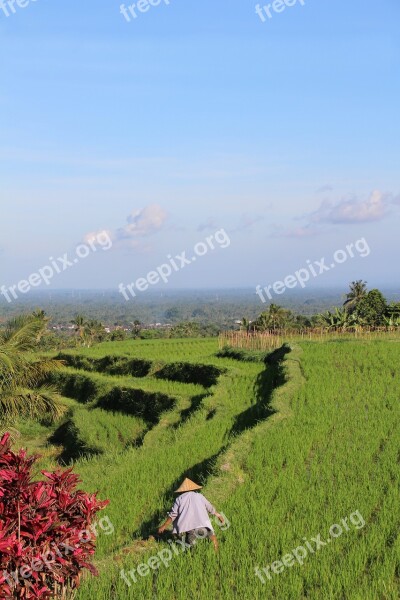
[0, 434, 109, 599]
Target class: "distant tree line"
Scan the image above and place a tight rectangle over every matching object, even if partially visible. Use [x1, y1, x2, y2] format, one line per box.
[1, 282, 398, 354]
[244, 282, 400, 332]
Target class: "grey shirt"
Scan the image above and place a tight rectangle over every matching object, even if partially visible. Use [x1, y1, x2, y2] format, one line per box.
[168, 491, 216, 534]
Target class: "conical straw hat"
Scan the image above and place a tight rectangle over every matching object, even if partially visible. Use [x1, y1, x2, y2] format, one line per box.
[174, 478, 202, 493]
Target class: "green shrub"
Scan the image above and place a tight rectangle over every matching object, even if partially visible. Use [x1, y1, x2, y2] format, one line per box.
[105, 358, 152, 377]
[156, 362, 224, 387]
[56, 353, 152, 378]
[216, 346, 267, 362]
[50, 371, 101, 403]
[97, 387, 175, 424]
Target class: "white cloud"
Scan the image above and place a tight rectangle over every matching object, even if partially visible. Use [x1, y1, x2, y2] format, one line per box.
[84, 204, 168, 251]
[116, 204, 168, 240]
[272, 189, 399, 239]
[83, 229, 114, 244]
[311, 190, 390, 224]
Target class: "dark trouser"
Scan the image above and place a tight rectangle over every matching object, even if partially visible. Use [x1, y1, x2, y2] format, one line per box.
[185, 527, 213, 547]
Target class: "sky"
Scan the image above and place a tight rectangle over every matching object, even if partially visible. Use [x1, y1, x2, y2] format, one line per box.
[0, 0, 399, 298]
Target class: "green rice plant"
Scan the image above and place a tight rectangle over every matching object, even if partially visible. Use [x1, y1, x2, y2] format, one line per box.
[71, 407, 147, 455]
[55, 338, 222, 365]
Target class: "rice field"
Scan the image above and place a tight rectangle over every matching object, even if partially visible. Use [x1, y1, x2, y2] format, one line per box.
[12, 337, 400, 599]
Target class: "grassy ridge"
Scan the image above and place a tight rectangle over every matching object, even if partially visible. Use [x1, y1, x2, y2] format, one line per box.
[56, 338, 225, 365]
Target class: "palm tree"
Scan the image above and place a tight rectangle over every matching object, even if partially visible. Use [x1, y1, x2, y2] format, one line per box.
[0, 314, 65, 424]
[32, 309, 47, 320]
[240, 317, 251, 333]
[253, 304, 290, 332]
[131, 320, 142, 338]
[30, 309, 49, 343]
[344, 280, 368, 311]
[268, 304, 289, 330]
[84, 319, 105, 347]
[71, 314, 86, 341]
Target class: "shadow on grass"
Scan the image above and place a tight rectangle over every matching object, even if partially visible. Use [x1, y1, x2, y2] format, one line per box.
[171, 393, 210, 429]
[155, 362, 224, 387]
[49, 409, 148, 465]
[48, 418, 101, 465]
[229, 345, 290, 437]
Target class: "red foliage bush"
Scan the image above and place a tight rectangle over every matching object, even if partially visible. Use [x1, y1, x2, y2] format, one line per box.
[0, 434, 109, 599]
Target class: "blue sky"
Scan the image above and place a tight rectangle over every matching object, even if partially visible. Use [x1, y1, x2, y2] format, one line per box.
[0, 0, 399, 294]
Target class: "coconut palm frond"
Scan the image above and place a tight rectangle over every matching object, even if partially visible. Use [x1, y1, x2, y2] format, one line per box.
[0, 426, 21, 443]
[0, 313, 66, 424]
[0, 386, 67, 423]
[0, 349, 29, 390]
[21, 358, 65, 388]
[1, 316, 47, 351]
[0, 346, 63, 390]
[343, 280, 368, 309]
[0, 349, 18, 381]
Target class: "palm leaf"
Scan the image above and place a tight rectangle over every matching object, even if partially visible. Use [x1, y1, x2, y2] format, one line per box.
[0, 316, 46, 351]
[0, 315, 66, 424]
[0, 426, 21, 443]
[0, 385, 66, 423]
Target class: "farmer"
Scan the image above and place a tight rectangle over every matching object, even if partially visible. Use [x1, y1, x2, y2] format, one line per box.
[158, 478, 225, 551]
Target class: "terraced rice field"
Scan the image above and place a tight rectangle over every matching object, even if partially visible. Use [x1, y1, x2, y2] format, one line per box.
[14, 338, 400, 599]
